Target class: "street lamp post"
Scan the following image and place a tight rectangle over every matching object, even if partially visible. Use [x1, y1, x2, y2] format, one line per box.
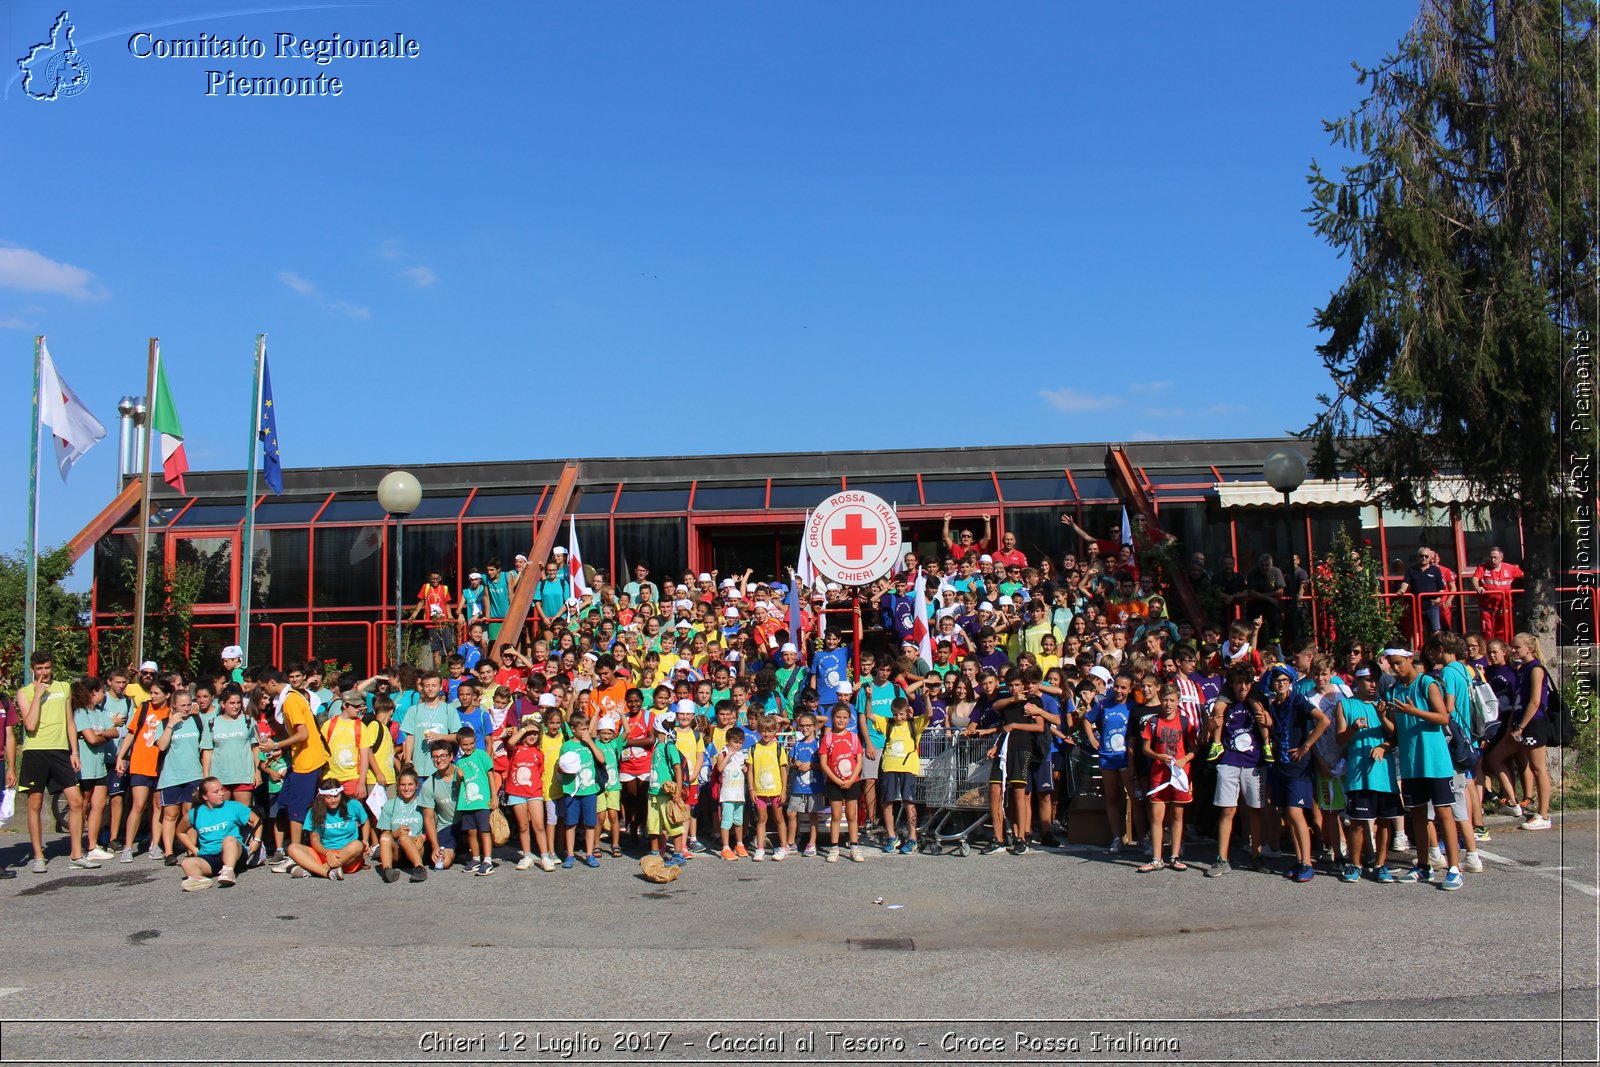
[1263, 448, 1308, 646]
[378, 471, 422, 667]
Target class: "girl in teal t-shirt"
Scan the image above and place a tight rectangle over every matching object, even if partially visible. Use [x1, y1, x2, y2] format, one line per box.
[286, 781, 368, 880]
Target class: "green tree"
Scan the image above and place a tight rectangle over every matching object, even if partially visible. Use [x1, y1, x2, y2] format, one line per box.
[1310, 527, 1409, 654]
[95, 548, 205, 677]
[1304, 0, 1596, 646]
[0, 545, 90, 686]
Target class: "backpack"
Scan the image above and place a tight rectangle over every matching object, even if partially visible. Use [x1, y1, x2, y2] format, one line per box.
[1444, 717, 1476, 772]
[1467, 678, 1497, 742]
[1544, 682, 1575, 749]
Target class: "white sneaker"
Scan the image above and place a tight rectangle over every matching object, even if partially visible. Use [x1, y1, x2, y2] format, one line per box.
[30, 858, 47, 874]
[1522, 816, 1553, 830]
[772, 846, 788, 862]
[148, 847, 164, 862]
[1428, 847, 1446, 868]
[86, 846, 115, 862]
[514, 852, 536, 871]
[850, 845, 865, 863]
[1393, 833, 1412, 853]
[270, 858, 297, 874]
[118, 848, 133, 864]
[826, 847, 841, 863]
[69, 856, 101, 870]
[1461, 852, 1484, 874]
[181, 876, 215, 892]
[752, 848, 766, 862]
[216, 866, 237, 887]
[540, 854, 557, 873]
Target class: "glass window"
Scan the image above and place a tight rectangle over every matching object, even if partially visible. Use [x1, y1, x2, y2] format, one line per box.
[691, 485, 766, 510]
[174, 503, 243, 527]
[1152, 502, 1234, 578]
[252, 499, 326, 525]
[998, 476, 1073, 502]
[1070, 476, 1117, 501]
[465, 491, 536, 518]
[614, 518, 687, 580]
[1144, 472, 1214, 486]
[769, 483, 837, 510]
[461, 522, 530, 574]
[613, 488, 690, 514]
[173, 535, 234, 606]
[406, 496, 468, 521]
[387, 525, 458, 601]
[314, 526, 383, 608]
[846, 480, 917, 506]
[1003, 506, 1071, 567]
[319, 496, 388, 523]
[301, 616, 377, 679]
[573, 485, 618, 515]
[1374, 504, 1454, 583]
[551, 519, 607, 576]
[249, 528, 310, 610]
[920, 478, 997, 505]
[1230, 509, 1297, 575]
[1304, 507, 1364, 568]
[94, 533, 140, 613]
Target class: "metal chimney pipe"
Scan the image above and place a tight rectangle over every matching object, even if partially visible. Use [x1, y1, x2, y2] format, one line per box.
[116, 396, 136, 487]
[130, 396, 148, 479]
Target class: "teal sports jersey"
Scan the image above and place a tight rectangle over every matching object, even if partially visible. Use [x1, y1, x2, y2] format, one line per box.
[206, 713, 259, 786]
[1391, 674, 1452, 779]
[1339, 697, 1397, 793]
[305, 801, 366, 851]
[190, 800, 254, 854]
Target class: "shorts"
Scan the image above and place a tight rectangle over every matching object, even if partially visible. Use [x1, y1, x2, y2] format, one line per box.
[1098, 754, 1128, 773]
[860, 750, 882, 781]
[1400, 776, 1454, 811]
[503, 793, 536, 807]
[1315, 773, 1346, 812]
[221, 781, 253, 794]
[786, 793, 819, 814]
[1345, 789, 1403, 821]
[196, 852, 226, 873]
[434, 822, 458, 852]
[1516, 717, 1550, 747]
[129, 772, 159, 792]
[1447, 772, 1471, 821]
[18, 750, 77, 795]
[456, 809, 491, 833]
[559, 792, 598, 827]
[597, 791, 621, 814]
[544, 799, 559, 826]
[753, 795, 783, 813]
[719, 801, 746, 830]
[824, 780, 862, 803]
[159, 780, 201, 808]
[105, 759, 126, 797]
[1030, 757, 1055, 796]
[1214, 764, 1264, 809]
[646, 792, 682, 835]
[336, 779, 362, 797]
[879, 771, 915, 804]
[278, 768, 324, 822]
[312, 846, 366, 874]
[1270, 771, 1315, 812]
[1147, 765, 1192, 805]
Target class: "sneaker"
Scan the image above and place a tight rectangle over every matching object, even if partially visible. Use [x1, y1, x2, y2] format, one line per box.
[540, 855, 556, 873]
[270, 857, 296, 875]
[1461, 852, 1484, 874]
[826, 847, 840, 863]
[1009, 840, 1030, 856]
[409, 866, 428, 882]
[1339, 864, 1361, 883]
[69, 856, 101, 870]
[1428, 846, 1446, 868]
[181, 876, 215, 891]
[1293, 864, 1315, 883]
[118, 849, 133, 864]
[1393, 833, 1412, 853]
[581, 855, 599, 868]
[328, 866, 344, 881]
[688, 839, 708, 853]
[379, 867, 400, 883]
[1396, 864, 1430, 883]
[1439, 870, 1464, 891]
[881, 838, 899, 854]
[30, 858, 47, 874]
[982, 837, 1007, 855]
[149, 847, 164, 862]
[289, 866, 312, 878]
[1473, 826, 1491, 843]
[734, 844, 749, 859]
[477, 860, 495, 876]
[86, 846, 115, 862]
[720, 847, 737, 861]
[772, 847, 788, 862]
[752, 848, 766, 862]
[1372, 865, 1396, 884]
[163, 852, 181, 867]
[662, 852, 684, 868]
[1522, 816, 1553, 830]
[1206, 741, 1223, 761]
[900, 839, 916, 855]
[561, 855, 575, 869]
[850, 845, 865, 862]
[514, 852, 536, 871]
[1204, 859, 1228, 878]
[1260, 845, 1282, 859]
[1108, 836, 1124, 854]
[802, 845, 818, 858]
[216, 866, 236, 887]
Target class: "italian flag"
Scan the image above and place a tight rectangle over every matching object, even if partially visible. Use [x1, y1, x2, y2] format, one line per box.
[150, 359, 188, 493]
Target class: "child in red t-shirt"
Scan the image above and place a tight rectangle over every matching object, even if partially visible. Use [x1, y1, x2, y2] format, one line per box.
[1138, 684, 1197, 872]
[819, 703, 865, 863]
[503, 716, 552, 871]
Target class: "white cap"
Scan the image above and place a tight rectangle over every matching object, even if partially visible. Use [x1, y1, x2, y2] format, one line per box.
[597, 715, 619, 732]
[724, 607, 739, 618]
[780, 642, 797, 654]
[566, 597, 580, 606]
[977, 602, 996, 612]
[825, 582, 840, 591]
[557, 751, 582, 774]
[582, 651, 598, 661]
[720, 577, 736, 587]
[979, 554, 993, 563]
[998, 595, 1014, 605]
[675, 699, 697, 717]
[515, 553, 528, 562]
[654, 713, 677, 733]
[138, 660, 158, 672]
[835, 681, 854, 695]
[675, 599, 694, 611]
[552, 545, 567, 555]
[468, 571, 483, 580]
[674, 619, 692, 629]
[538, 693, 559, 707]
[698, 573, 712, 582]
[1088, 665, 1114, 684]
[221, 645, 243, 661]
[1381, 647, 1415, 658]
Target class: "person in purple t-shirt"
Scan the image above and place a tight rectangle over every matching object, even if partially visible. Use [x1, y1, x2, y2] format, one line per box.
[1204, 665, 1271, 877]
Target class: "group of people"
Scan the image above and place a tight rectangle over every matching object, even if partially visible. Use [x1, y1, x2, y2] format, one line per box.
[1, 516, 1556, 894]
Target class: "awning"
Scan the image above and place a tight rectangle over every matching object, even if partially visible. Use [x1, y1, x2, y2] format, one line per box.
[1215, 477, 1478, 509]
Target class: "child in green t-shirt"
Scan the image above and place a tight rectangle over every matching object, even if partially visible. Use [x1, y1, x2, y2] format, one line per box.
[594, 715, 627, 858]
[451, 726, 496, 875]
[557, 712, 605, 868]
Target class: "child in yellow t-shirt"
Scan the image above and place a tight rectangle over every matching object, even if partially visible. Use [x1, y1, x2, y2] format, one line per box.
[748, 715, 789, 861]
[868, 696, 930, 854]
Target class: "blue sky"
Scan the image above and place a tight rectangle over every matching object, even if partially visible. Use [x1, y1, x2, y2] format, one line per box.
[4, 0, 1420, 566]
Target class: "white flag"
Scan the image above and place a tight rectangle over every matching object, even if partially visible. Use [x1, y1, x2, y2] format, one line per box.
[38, 341, 106, 480]
[567, 514, 591, 596]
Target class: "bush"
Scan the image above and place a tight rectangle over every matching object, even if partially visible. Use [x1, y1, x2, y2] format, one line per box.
[1309, 527, 1407, 655]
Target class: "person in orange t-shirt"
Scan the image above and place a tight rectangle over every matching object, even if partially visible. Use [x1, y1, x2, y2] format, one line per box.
[584, 655, 629, 724]
[115, 677, 172, 860]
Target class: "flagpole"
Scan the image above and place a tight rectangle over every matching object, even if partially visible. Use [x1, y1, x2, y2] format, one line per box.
[132, 339, 159, 668]
[24, 336, 44, 682]
[237, 334, 265, 665]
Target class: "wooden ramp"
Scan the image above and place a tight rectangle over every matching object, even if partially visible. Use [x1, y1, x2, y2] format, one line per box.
[1104, 445, 1207, 631]
[492, 461, 582, 656]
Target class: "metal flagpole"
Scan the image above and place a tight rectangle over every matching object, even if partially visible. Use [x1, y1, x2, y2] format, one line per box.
[24, 336, 44, 682]
[237, 335, 266, 664]
[131, 339, 159, 667]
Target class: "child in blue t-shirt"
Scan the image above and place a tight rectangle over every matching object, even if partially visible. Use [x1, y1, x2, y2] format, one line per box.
[177, 778, 261, 890]
[286, 780, 369, 880]
[786, 713, 823, 857]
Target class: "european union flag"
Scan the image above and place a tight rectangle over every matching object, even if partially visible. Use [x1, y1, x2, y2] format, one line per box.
[259, 355, 282, 494]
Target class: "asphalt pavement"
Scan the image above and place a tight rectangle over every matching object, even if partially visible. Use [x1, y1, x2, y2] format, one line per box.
[0, 811, 1595, 1065]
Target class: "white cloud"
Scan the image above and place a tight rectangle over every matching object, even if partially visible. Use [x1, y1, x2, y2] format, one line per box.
[398, 265, 436, 288]
[1142, 406, 1185, 419]
[377, 237, 405, 260]
[0, 315, 34, 329]
[0, 245, 106, 299]
[279, 270, 370, 319]
[1039, 387, 1119, 413]
[1129, 380, 1173, 394]
[1205, 402, 1247, 416]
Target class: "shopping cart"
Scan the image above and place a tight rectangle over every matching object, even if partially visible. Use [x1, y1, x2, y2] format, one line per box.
[911, 732, 997, 856]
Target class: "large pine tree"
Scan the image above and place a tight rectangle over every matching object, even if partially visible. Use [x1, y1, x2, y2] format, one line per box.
[1305, 0, 1595, 643]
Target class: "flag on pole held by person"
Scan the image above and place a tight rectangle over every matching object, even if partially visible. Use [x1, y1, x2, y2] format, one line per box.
[1120, 506, 1132, 549]
[150, 358, 188, 492]
[36, 340, 105, 481]
[786, 577, 803, 652]
[567, 514, 591, 596]
[797, 509, 819, 590]
[911, 570, 933, 664]
[258, 352, 282, 494]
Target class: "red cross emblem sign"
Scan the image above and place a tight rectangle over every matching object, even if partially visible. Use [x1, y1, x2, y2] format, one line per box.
[806, 490, 902, 585]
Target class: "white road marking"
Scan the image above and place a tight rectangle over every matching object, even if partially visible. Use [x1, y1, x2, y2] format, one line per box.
[1477, 848, 1599, 897]
[0, 987, 22, 997]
